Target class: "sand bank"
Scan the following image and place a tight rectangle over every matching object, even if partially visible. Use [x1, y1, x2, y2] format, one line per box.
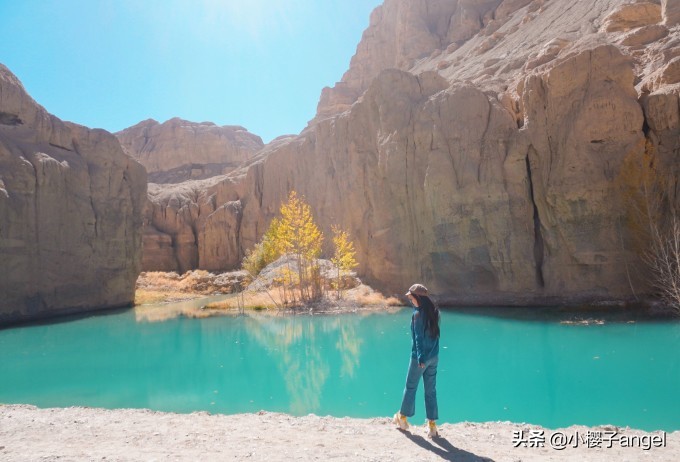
[1, 405, 678, 461]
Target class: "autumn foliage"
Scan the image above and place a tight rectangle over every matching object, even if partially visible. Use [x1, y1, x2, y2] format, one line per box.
[331, 225, 358, 299]
[242, 191, 358, 305]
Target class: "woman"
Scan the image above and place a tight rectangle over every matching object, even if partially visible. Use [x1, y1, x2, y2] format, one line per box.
[393, 283, 440, 438]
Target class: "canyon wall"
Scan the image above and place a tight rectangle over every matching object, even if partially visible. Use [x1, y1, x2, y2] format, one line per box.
[116, 118, 263, 273]
[143, 0, 680, 304]
[0, 65, 147, 324]
[116, 118, 263, 184]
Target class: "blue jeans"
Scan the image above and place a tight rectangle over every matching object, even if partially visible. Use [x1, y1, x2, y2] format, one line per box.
[399, 355, 438, 420]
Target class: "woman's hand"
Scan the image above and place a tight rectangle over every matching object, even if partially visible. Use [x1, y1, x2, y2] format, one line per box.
[419, 363, 425, 368]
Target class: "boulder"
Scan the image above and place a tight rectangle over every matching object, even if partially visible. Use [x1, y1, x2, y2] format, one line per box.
[620, 24, 668, 46]
[603, 2, 662, 32]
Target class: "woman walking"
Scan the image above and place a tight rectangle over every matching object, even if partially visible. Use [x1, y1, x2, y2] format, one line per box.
[393, 283, 440, 437]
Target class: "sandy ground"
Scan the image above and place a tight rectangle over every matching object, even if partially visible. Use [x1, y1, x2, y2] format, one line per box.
[1, 405, 678, 461]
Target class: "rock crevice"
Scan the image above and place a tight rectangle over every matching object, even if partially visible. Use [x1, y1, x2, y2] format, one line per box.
[525, 151, 545, 288]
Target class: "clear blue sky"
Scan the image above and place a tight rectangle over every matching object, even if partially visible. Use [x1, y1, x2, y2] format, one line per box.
[0, 0, 382, 143]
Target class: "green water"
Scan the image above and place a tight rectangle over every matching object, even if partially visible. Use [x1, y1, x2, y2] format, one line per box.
[1, 300, 679, 431]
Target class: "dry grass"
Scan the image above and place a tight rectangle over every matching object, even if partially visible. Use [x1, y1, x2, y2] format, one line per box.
[346, 285, 402, 306]
[204, 284, 401, 312]
[135, 303, 239, 323]
[137, 270, 218, 293]
[205, 290, 283, 311]
[138, 271, 186, 290]
[135, 270, 248, 305]
[135, 268, 402, 312]
[134, 289, 197, 306]
[135, 271, 220, 306]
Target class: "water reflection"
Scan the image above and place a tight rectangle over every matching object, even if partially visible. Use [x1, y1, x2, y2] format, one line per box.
[245, 314, 363, 414]
[1, 307, 679, 430]
[321, 317, 364, 379]
[134, 296, 366, 414]
[134, 295, 235, 322]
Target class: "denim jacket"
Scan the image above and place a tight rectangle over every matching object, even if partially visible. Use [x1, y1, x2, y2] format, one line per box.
[410, 306, 439, 363]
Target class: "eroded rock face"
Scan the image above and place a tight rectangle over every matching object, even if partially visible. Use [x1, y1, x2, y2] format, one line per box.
[602, 2, 662, 33]
[316, 0, 503, 118]
[142, 0, 679, 305]
[116, 118, 263, 184]
[225, 48, 648, 304]
[619, 24, 668, 47]
[143, 175, 246, 273]
[0, 65, 147, 324]
[518, 45, 647, 299]
[662, 0, 680, 26]
[122, 118, 263, 274]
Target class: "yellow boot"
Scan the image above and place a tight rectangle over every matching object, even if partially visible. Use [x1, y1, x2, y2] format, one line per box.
[427, 419, 439, 438]
[392, 412, 409, 430]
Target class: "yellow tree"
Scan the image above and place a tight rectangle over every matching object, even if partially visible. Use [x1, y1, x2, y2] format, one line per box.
[242, 218, 283, 277]
[278, 191, 324, 302]
[331, 225, 358, 299]
[241, 217, 286, 308]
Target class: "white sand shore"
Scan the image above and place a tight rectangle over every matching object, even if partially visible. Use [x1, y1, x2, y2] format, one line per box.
[1, 405, 677, 461]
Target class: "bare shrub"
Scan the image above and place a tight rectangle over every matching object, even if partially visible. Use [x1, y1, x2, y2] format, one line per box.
[645, 210, 680, 313]
[639, 168, 680, 314]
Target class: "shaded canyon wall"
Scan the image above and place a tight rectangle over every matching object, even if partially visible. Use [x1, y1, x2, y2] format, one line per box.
[0, 65, 147, 324]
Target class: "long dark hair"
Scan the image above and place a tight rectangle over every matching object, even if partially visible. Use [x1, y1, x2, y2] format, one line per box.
[414, 294, 440, 339]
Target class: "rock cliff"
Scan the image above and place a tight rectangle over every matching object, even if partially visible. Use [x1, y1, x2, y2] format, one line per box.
[142, 0, 680, 305]
[0, 65, 147, 324]
[116, 118, 263, 184]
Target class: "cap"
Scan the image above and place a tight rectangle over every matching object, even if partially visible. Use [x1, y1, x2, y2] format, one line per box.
[405, 283, 428, 297]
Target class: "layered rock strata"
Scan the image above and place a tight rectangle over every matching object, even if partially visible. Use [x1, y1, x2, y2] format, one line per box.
[116, 118, 263, 184]
[143, 0, 680, 305]
[0, 65, 147, 324]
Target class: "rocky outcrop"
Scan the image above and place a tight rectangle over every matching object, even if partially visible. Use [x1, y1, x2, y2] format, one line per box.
[662, 0, 680, 26]
[121, 118, 263, 275]
[602, 2, 662, 33]
[142, 174, 248, 273]
[136, 270, 250, 295]
[116, 118, 263, 184]
[0, 65, 147, 324]
[619, 24, 668, 47]
[316, 0, 504, 118]
[142, 0, 680, 305]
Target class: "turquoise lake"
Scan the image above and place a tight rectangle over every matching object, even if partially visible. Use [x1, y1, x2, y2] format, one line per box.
[1, 299, 679, 431]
